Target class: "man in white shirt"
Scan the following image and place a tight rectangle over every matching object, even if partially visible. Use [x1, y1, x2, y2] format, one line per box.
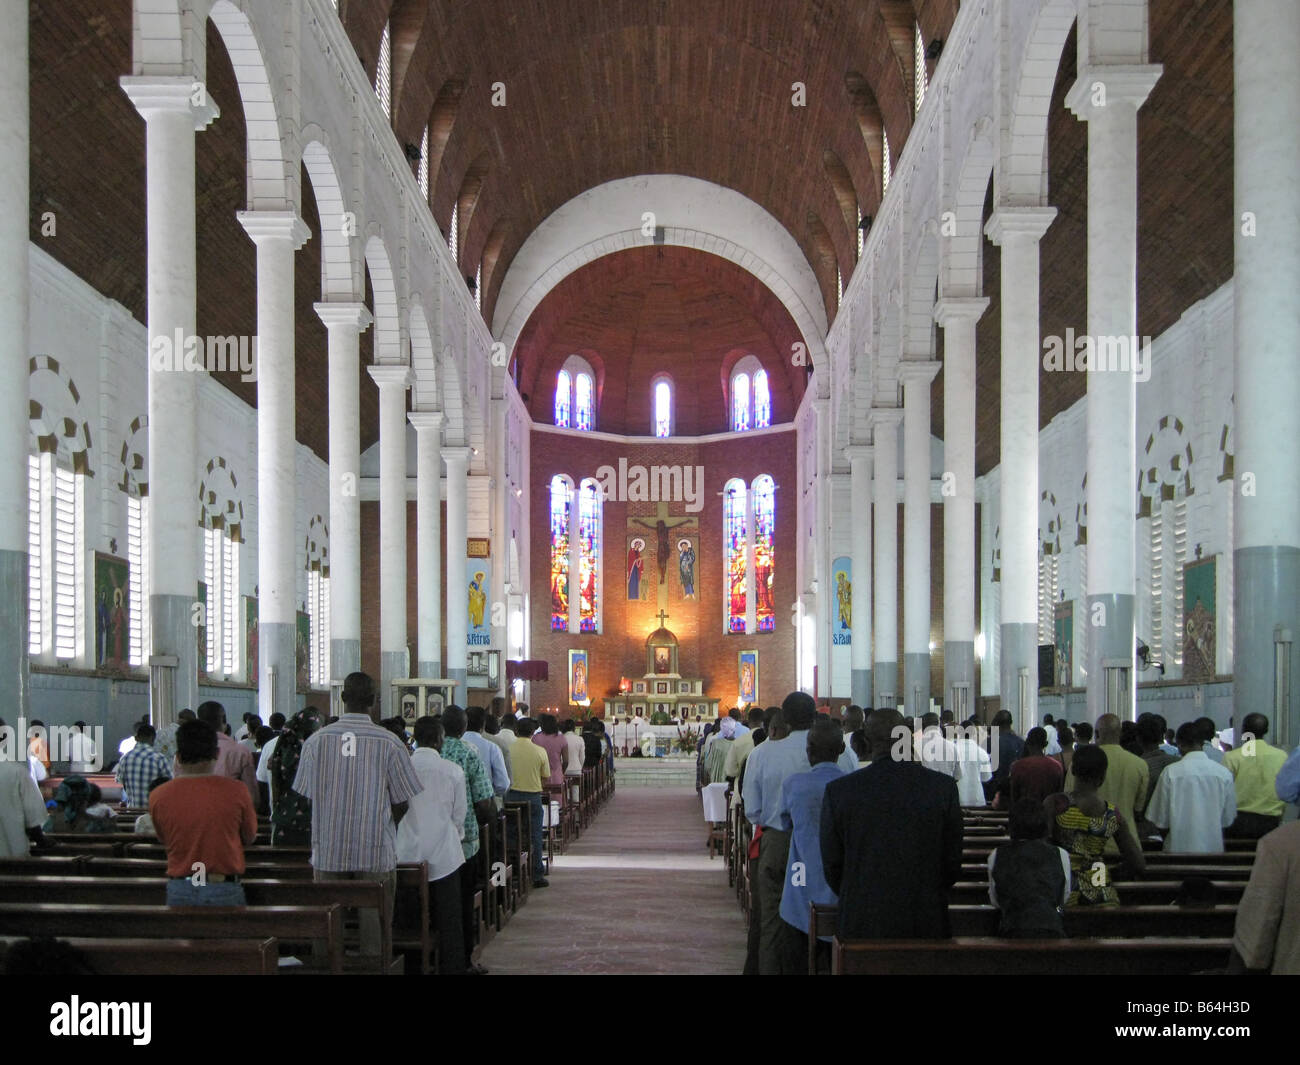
[916, 714, 964, 789]
[1146, 721, 1236, 853]
[0, 726, 48, 858]
[397, 715, 468, 974]
[68, 722, 100, 774]
[952, 726, 993, 807]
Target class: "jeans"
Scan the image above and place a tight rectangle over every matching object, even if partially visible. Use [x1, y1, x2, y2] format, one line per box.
[166, 878, 246, 906]
[507, 790, 547, 884]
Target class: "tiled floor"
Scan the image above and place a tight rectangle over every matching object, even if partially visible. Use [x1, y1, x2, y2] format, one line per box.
[479, 786, 747, 975]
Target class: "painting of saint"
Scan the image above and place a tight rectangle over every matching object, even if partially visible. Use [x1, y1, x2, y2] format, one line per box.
[677, 538, 696, 599]
[569, 650, 590, 705]
[738, 651, 758, 705]
[654, 646, 670, 674]
[468, 570, 487, 628]
[835, 569, 851, 630]
[93, 554, 129, 672]
[628, 536, 646, 600]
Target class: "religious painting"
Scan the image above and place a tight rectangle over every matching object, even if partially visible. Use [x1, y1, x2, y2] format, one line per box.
[675, 536, 698, 601]
[1184, 556, 1217, 681]
[196, 582, 208, 675]
[244, 595, 258, 684]
[753, 475, 776, 632]
[655, 681, 669, 695]
[468, 559, 491, 646]
[549, 476, 571, 631]
[626, 536, 649, 601]
[296, 610, 311, 690]
[569, 649, 590, 706]
[577, 482, 601, 632]
[738, 650, 758, 706]
[629, 503, 699, 596]
[724, 479, 747, 633]
[831, 557, 852, 646]
[679, 680, 692, 694]
[1053, 601, 1074, 688]
[633, 680, 647, 694]
[93, 553, 129, 672]
[654, 646, 671, 674]
[401, 694, 419, 722]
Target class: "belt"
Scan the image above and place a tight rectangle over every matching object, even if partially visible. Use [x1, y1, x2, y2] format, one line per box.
[171, 874, 241, 883]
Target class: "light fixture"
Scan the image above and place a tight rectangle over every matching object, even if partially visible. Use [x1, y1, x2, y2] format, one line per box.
[974, 632, 986, 659]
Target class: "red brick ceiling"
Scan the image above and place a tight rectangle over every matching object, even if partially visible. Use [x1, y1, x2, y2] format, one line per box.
[513, 245, 808, 436]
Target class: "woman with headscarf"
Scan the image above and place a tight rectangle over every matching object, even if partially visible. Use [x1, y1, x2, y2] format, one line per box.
[43, 776, 115, 834]
[267, 707, 323, 845]
[706, 716, 738, 784]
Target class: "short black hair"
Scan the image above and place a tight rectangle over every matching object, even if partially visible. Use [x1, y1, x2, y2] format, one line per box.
[1135, 715, 1165, 745]
[134, 723, 156, 744]
[1241, 713, 1268, 741]
[539, 713, 559, 735]
[1070, 743, 1108, 787]
[515, 717, 538, 738]
[560, 718, 575, 733]
[1176, 721, 1202, 747]
[342, 672, 375, 710]
[991, 710, 1013, 728]
[1074, 721, 1094, 743]
[921, 712, 940, 730]
[465, 706, 487, 732]
[1194, 716, 1218, 742]
[176, 719, 219, 765]
[413, 715, 444, 749]
[269, 713, 286, 731]
[806, 717, 845, 765]
[443, 705, 467, 737]
[500, 713, 518, 733]
[1025, 726, 1048, 751]
[781, 691, 817, 731]
[195, 701, 226, 729]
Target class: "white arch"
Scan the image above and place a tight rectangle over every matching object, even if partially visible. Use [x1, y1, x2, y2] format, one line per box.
[904, 220, 941, 357]
[944, 116, 996, 297]
[363, 233, 402, 363]
[439, 345, 467, 445]
[300, 134, 357, 301]
[408, 301, 438, 409]
[492, 176, 829, 363]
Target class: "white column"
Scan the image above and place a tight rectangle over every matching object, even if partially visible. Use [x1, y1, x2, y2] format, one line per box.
[314, 302, 371, 682]
[1067, 64, 1161, 722]
[239, 212, 310, 721]
[369, 365, 414, 712]
[846, 445, 873, 706]
[0, 1, 29, 714]
[120, 76, 219, 721]
[409, 411, 444, 678]
[985, 208, 1056, 734]
[901, 361, 940, 715]
[870, 407, 903, 707]
[1231, 0, 1300, 748]
[936, 297, 989, 718]
[444, 446, 471, 692]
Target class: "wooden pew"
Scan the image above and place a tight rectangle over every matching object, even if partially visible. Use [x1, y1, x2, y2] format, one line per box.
[0, 903, 346, 973]
[955, 862, 1253, 882]
[392, 863, 434, 975]
[0, 935, 280, 975]
[947, 879, 1245, 906]
[831, 936, 1230, 975]
[948, 904, 1237, 938]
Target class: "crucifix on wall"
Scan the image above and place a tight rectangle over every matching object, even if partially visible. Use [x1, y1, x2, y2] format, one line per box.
[629, 502, 699, 614]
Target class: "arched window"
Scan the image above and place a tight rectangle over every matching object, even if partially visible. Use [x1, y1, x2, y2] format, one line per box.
[549, 475, 572, 631]
[578, 479, 602, 632]
[752, 475, 776, 632]
[724, 478, 748, 633]
[754, 370, 771, 429]
[652, 376, 673, 437]
[201, 522, 240, 678]
[732, 373, 750, 432]
[554, 370, 572, 427]
[28, 451, 83, 662]
[574, 370, 594, 431]
[731, 356, 770, 431]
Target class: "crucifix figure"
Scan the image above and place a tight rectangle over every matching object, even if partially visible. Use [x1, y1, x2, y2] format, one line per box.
[630, 502, 699, 586]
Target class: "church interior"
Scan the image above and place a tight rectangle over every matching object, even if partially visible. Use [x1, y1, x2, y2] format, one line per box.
[1, 0, 1298, 988]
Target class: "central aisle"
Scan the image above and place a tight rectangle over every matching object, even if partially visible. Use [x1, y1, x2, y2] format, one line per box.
[479, 787, 748, 975]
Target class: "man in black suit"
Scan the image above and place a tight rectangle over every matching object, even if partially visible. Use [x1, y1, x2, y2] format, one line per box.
[820, 708, 963, 938]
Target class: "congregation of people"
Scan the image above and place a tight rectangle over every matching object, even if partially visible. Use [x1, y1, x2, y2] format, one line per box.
[0, 676, 617, 975]
[711, 696, 1300, 975]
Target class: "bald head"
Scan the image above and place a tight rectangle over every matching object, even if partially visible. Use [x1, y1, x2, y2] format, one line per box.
[1095, 714, 1122, 745]
[864, 708, 905, 762]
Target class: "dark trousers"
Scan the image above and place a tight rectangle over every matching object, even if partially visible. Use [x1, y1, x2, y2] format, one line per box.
[432, 867, 466, 974]
[756, 827, 792, 975]
[1226, 811, 1282, 839]
[507, 789, 546, 883]
[458, 858, 477, 968]
[744, 852, 761, 975]
[782, 925, 831, 975]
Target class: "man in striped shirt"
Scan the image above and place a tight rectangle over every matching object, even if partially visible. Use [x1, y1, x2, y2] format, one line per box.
[294, 671, 422, 957]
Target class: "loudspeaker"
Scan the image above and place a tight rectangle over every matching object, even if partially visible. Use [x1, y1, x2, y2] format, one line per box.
[1038, 644, 1056, 690]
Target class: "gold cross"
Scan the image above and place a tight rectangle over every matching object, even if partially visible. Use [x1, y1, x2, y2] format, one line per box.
[656, 609, 670, 628]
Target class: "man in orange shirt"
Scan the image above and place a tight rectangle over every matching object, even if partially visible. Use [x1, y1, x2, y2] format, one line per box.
[175, 701, 259, 810]
[150, 718, 258, 906]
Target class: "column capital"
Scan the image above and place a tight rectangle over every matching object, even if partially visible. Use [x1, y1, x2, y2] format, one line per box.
[1065, 64, 1163, 120]
[120, 75, 220, 129]
[898, 360, 941, 387]
[844, 444, 874, 466]
[934, 296, 990, 327]
[368, 363, 414, 390]
[441, 446, 472, 468]
[407, 410, 445, 434]
[314, 301, 372, 331]
[868, 407, 904, 433]
[238, 210, 311, 250]
[984, 206, 1056, 247]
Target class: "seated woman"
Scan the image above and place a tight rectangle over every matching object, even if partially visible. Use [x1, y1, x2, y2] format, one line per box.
[988, 798, 1071, 937]
[1044, 744, 1145, 906]
[43, 776, 115, 833]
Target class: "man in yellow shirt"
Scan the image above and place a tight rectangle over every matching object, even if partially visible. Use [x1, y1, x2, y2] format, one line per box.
[507, 718, 553, 887]
[1066, 714, 1149, 854]
[1223, 712, 1289, 838]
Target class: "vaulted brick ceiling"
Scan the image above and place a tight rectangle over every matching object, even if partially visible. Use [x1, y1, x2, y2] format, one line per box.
[513, 245, 808, 436]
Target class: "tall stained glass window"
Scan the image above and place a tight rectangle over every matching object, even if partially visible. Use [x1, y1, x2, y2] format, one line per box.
[754, 370, 771, 429]
[753, 475, 775, 632]
[575, 371, 594, 431]
[554, 370, 572, 427]
[653, 378, 672, 437]
[732, 373, 751, 432]
[724, 478, 747, 633]
[549, 475, 571, 630]
[578, 479, 601, 632]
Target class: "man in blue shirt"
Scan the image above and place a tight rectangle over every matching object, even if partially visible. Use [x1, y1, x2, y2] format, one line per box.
[742, 692, 858, 975]
[1276, 744, 1300, 805]
[463, 705, 511, 805]
[776, 717, 846, 975]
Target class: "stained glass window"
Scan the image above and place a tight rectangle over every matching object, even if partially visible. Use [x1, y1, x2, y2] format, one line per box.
[575, 372, 594, 431]
[732, 373, 750, 432]
[754, 370, 771, 429]
[753, 475, 775, 632]
[724, 478, 747, 633]
[549, 475, 571, 630]
[578, 479, 601, 632]
[555, 370, 571, 427]
[653, 378, 672, 437]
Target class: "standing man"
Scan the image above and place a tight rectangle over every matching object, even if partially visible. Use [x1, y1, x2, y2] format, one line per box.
[293, 672, 422, 956]
[150, 718, 258, 905]
[1146, 721, 1237, 853]
[114, 723, 172, 808]
[464, 705, 511, 806]
[1222, 713, 1289, 838]
[820, 708, 964, 938]
[742, 691, 858, 974]
[0, 718, 47, 857]
[190, 701, 259, 810]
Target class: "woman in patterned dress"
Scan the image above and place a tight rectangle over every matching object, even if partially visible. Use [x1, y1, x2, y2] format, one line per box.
[1044, 744, 1146, 906]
